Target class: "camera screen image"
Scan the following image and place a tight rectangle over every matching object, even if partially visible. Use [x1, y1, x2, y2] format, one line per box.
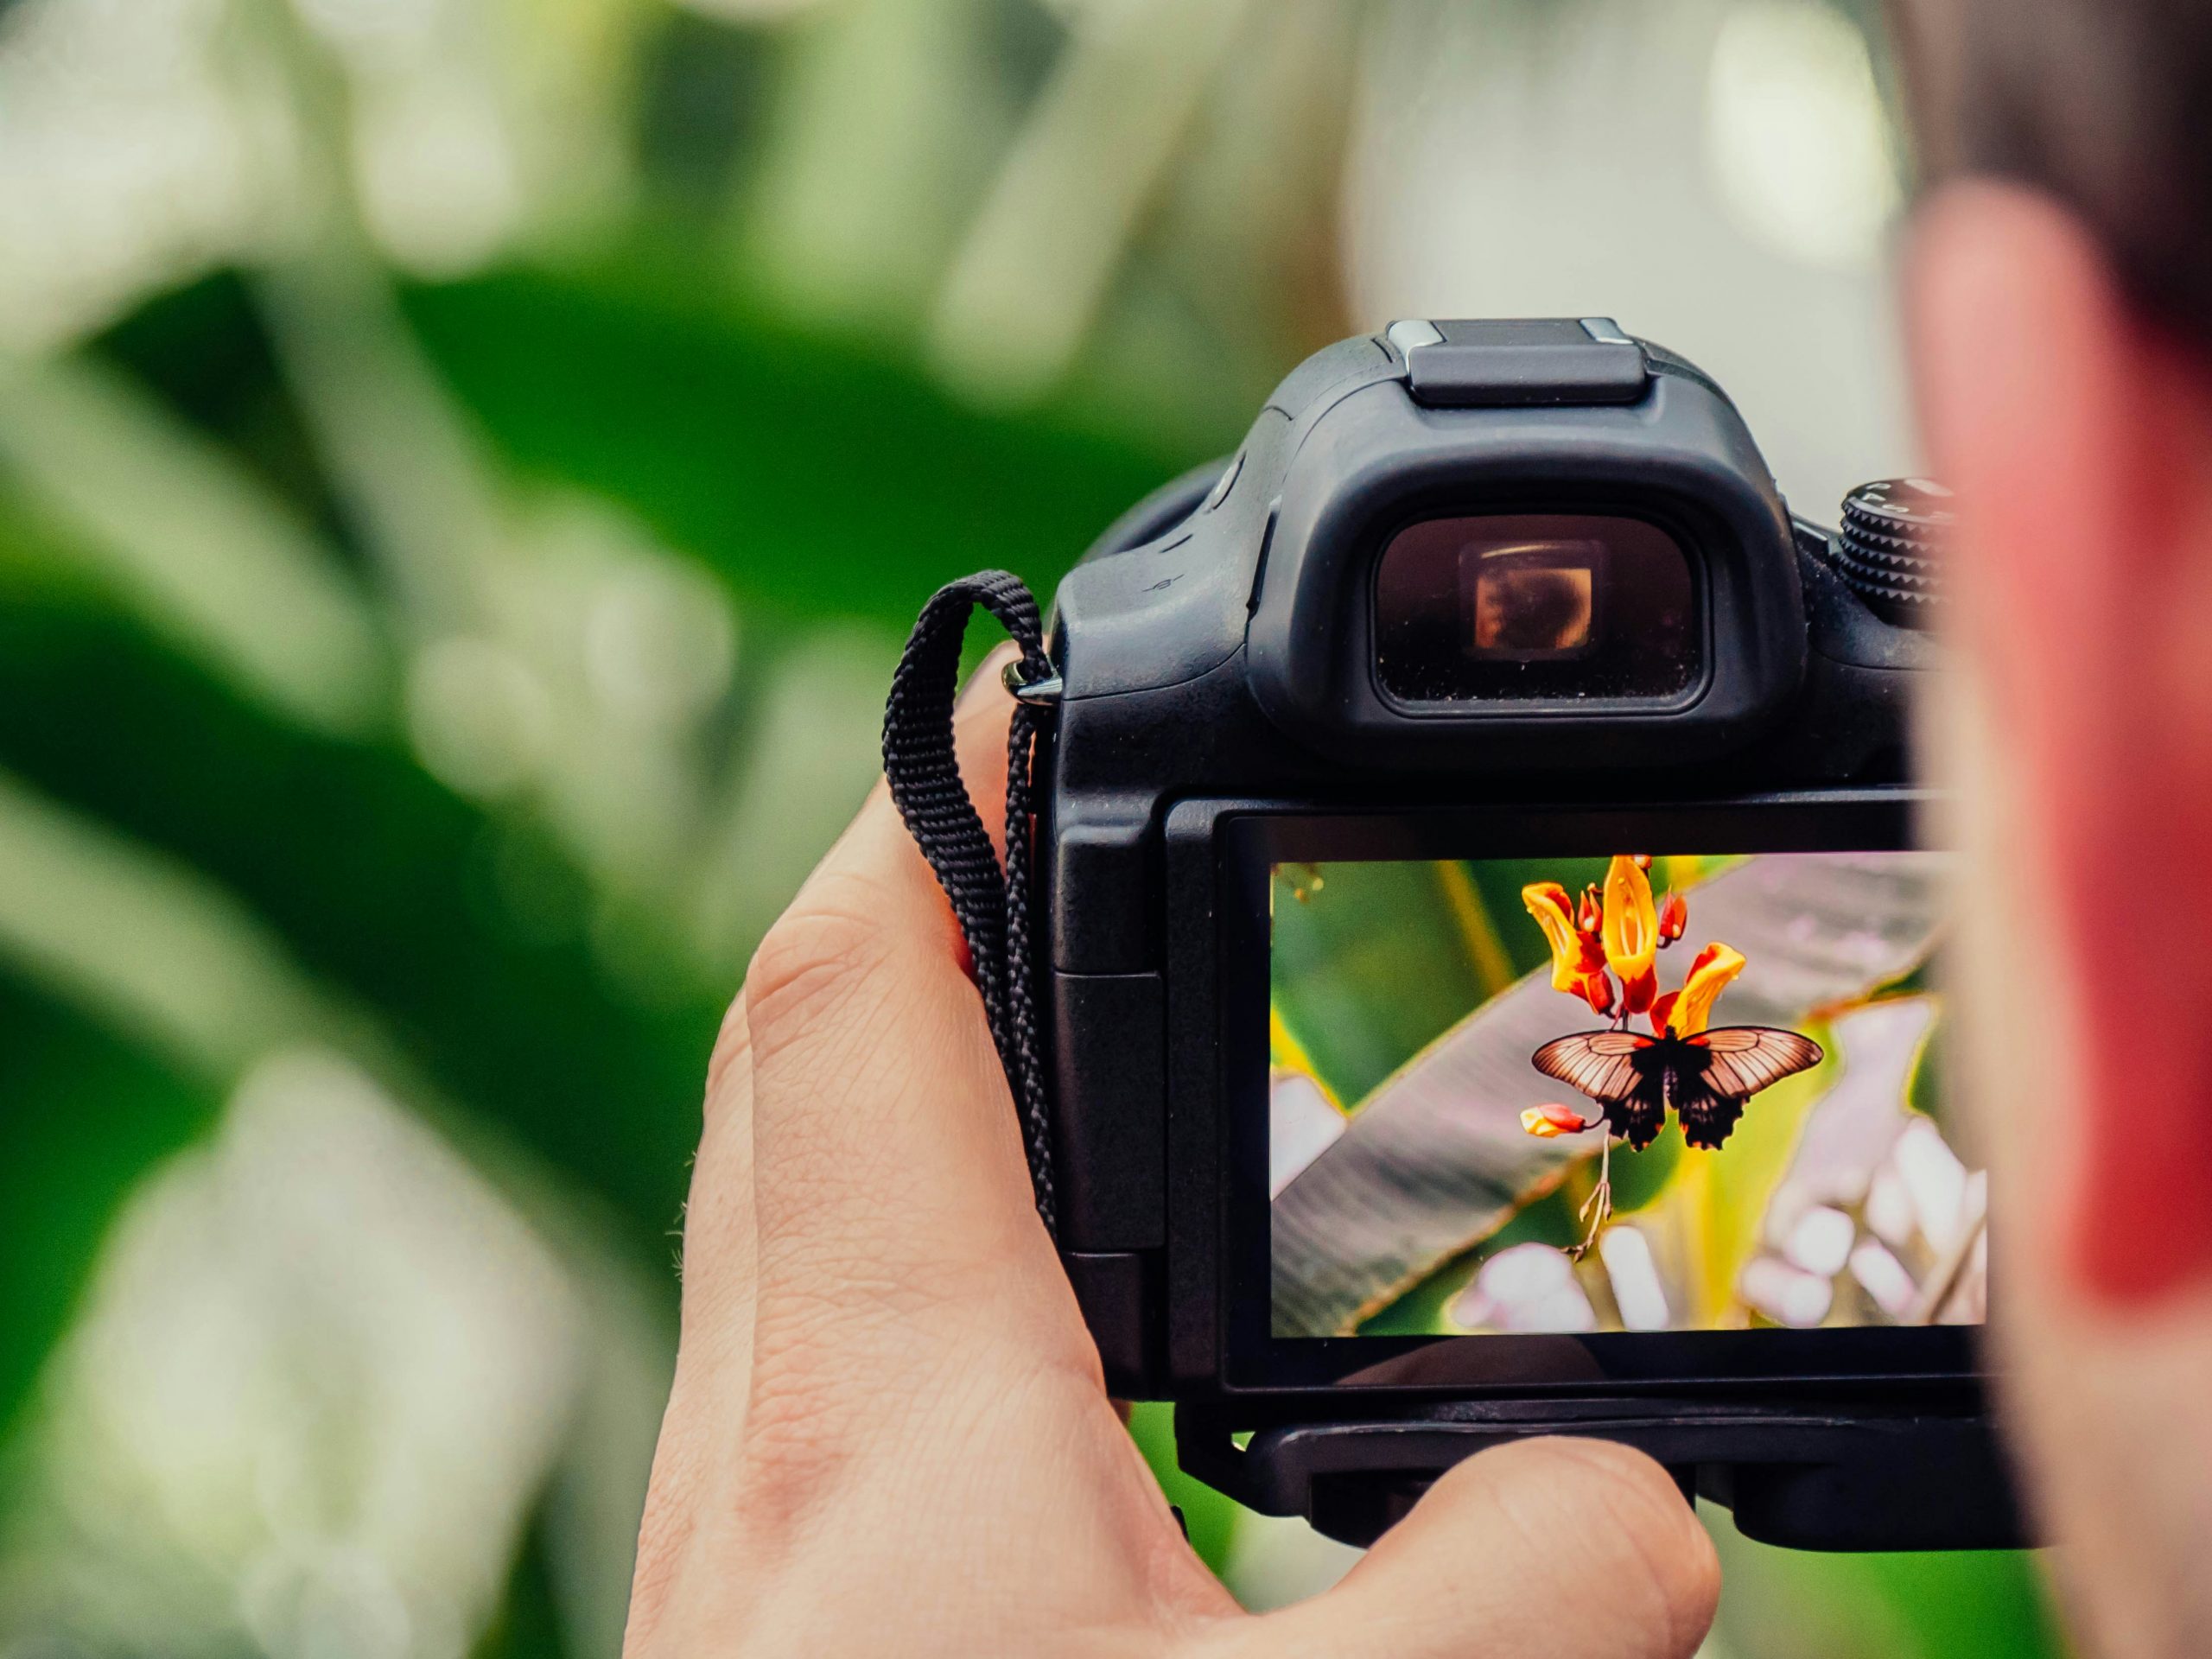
[1268, 851, 1984, 1340]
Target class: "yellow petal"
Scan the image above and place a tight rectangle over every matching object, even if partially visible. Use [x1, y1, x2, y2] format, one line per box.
[1522, 882, 1589, 995]
[1669, 942, 1747, 1036]
[1600, 855, 1658, 982]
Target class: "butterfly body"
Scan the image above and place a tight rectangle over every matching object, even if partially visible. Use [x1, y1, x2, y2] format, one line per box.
[1531, 1027, 1824, 1151]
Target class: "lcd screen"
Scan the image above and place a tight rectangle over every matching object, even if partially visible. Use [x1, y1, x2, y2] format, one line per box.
[1267, 851, 1981, 1341]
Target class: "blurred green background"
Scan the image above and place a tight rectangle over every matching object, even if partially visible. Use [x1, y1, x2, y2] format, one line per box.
[0, 0, 2063, 1653]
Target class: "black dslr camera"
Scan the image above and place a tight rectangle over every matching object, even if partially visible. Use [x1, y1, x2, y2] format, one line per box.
[890, 320, 2015, 1552]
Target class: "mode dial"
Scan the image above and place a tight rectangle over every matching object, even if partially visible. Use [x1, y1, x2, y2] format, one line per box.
[1829, 478, 1953, 629]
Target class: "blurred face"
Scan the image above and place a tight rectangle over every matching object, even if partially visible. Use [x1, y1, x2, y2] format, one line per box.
[1910, 185, 2212, 1659]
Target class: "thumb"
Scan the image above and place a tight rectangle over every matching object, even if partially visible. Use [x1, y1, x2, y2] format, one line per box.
[1244, 1439, 1719, 1659]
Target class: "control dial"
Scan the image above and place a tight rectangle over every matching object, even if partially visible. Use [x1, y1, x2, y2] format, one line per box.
[1829, 478, 1953, 629]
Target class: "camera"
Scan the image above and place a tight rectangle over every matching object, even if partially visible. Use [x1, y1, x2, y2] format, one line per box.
[997, 318, 2018, 1552]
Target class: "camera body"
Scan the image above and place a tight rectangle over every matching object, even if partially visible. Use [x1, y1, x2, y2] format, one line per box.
[1034, 320, 2013, 1549]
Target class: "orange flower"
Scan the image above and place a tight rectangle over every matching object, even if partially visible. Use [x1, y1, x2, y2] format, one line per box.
[1657, 890, 1688, 944]
[1523, 882, 1609, 998]
[1600, 855, 1658, 983]
[1577, 884, 1604, 933]
[1522, 1103, 1593, 1138]
[1665, 942, 1747, 1036]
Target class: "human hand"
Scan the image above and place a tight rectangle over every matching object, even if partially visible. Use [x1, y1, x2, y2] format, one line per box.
[622, 651, 1719, 1656]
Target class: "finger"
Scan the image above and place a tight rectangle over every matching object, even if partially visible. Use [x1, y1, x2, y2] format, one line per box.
[738, 635, 1087, 1365]
[626, 999, 760, 1645]
[688, 634, 1023, 1337]
[671, 641, 1016, 1357]
[1244, 1440, 1719, 1659]
[744, 676, 1048, 1281]
[630, 644, 1037, 1637]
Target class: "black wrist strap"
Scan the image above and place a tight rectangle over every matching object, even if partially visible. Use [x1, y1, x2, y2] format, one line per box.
[882, 571, 1058, 1237]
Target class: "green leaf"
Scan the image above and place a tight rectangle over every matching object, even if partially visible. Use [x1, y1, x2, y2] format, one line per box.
[0, 974, 217, 1445]
[0, 556, 715, 1255]
[1711, 1526, 2067, 1659]
[401, 264, 1196, 632]
[1125, 1402, 1239, 1574]
[1268, 861, 1497, 1109]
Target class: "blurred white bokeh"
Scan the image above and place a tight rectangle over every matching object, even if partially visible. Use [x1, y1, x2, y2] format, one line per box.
[0, 0, 632, 353]
[1341, 0, 1914, 518]
[1705, 0, 1901, 270]
[0, 1049, 589, 1658]
[0, 0, 289, 352]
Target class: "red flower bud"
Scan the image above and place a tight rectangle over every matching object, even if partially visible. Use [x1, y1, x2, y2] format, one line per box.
[1633, 854, 1653, 871]
[1580, 972, 1617, 1016]
[1657, 890, 1688, 943]
[1522, 1103, 1593, 1139]
[1621, 965, 1658, 1016]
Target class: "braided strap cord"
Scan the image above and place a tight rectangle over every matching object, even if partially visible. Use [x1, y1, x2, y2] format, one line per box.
[881, 571, 1058, 1236]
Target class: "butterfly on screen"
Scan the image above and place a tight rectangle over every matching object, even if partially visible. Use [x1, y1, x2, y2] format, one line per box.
[1529, 1026, 1823, 1256]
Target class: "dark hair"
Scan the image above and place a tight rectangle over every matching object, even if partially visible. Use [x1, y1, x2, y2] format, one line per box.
[1895, 0, 2212, 345]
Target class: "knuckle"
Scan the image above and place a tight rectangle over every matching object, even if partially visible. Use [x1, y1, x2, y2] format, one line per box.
[734, 1338, 868, 1537]
[741, 875, 901, 1058]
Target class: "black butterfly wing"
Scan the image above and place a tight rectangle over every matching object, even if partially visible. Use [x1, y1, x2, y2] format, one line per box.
[1674, 1028, 1824, 1150]
[1530, 1031, 1667, 1149]
[1669, 1074, 1745, 1150]
[1531, 1031, 1646, 1101]
[1694, 1027, 1824, 1097]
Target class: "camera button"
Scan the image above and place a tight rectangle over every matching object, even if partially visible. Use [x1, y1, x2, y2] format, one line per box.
[1385, 318, 1444, 359]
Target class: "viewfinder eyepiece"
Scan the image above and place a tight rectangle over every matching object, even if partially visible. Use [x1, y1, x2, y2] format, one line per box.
[1373, 513, 1699, 705]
